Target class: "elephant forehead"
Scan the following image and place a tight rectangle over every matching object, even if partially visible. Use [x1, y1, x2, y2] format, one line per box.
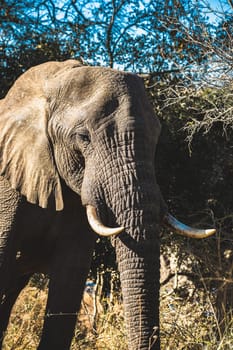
[49, 66, 159, 135]
[48, 67, 145, 112]
[3, 60, 81, 108]
[55, 66, 143, 101]
[75, 65, 141, 85]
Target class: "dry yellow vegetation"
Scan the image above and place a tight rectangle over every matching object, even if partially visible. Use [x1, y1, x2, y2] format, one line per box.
[2, 274, 233, 350]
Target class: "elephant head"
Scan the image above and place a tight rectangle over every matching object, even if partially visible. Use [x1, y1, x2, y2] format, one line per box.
[0, 60, 215, 349]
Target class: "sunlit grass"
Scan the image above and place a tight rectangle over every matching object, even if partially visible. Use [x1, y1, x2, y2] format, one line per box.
[2, 274, 233, 350]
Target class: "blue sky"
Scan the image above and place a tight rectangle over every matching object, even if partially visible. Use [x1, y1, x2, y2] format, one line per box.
[203, 0, 233, 23]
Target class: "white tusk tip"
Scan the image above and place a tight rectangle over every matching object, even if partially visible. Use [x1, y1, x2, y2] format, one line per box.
[86, 205, 124, 237]
[204, 228, 216, 236]
[164, 213, 216, 239]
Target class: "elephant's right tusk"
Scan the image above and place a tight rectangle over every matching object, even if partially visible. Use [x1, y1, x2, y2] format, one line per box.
[163, 213, 216, 239]
[86, 205, 124, 237]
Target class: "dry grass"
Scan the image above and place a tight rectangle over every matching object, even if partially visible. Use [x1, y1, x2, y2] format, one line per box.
[2, 281, 127, 350]
[2, 246, 233, 350]
[3, 287, 46, 350]
[2, 278, 233, 350]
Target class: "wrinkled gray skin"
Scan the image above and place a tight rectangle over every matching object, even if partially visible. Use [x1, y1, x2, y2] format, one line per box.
[0, 60, 167, 350]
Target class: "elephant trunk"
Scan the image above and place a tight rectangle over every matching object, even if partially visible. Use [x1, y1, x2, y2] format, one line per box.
[82, 133, 162, 349]
[109, 168, 161, 350]
[115, 231, 160, 350]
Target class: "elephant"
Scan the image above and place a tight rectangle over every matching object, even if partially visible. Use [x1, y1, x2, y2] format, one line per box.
[0, 60, 215, 350]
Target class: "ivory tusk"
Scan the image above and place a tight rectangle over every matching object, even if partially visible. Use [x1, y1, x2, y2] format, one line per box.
[86, 205, 124, 237]
[163, 213, 216, 239]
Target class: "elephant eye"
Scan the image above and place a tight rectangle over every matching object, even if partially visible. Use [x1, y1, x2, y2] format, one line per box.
[78, 132, 90, 143]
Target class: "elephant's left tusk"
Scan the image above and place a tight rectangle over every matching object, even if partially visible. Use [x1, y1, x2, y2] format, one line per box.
[163, 213, 216, 239]
[86, 205, 124, 237]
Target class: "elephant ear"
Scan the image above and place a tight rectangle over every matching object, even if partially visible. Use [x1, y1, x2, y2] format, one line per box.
[0, 65, 69, 211]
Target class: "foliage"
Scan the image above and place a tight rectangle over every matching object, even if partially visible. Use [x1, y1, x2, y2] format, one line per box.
[1, 0, 232, 96]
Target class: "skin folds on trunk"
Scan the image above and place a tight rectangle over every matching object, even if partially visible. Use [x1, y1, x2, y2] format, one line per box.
[81, 129, 162, 349]
[106, 166, 161, 350]
[114, 221, 160, 350]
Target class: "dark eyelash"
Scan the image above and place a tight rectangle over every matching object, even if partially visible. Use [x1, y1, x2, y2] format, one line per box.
[79, 133, 90, 142]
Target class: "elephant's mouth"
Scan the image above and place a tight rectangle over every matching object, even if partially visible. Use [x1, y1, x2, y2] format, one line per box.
[86, 204, 216, 239]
